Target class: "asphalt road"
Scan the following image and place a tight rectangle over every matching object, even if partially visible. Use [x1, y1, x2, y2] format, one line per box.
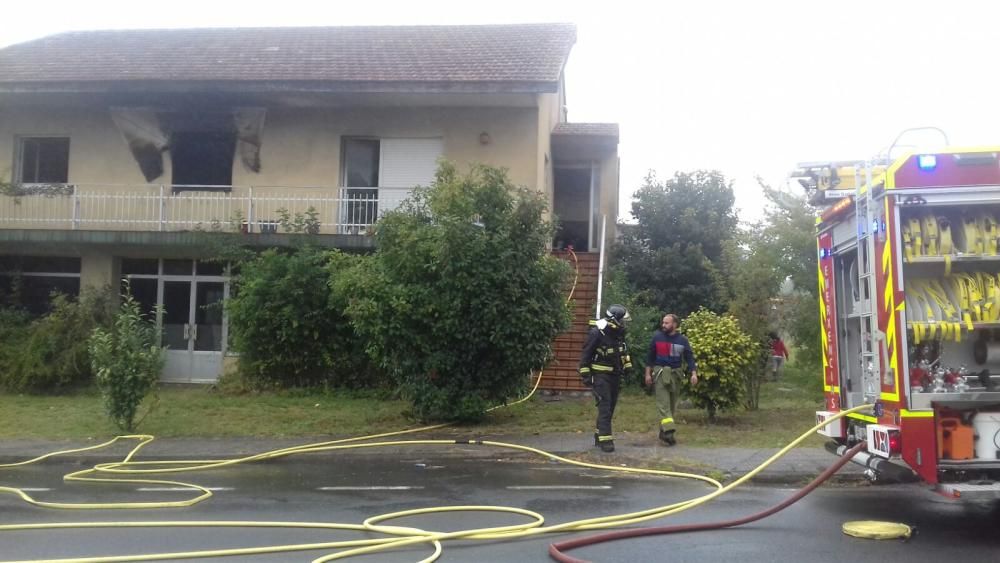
[2, 451, 998, 562]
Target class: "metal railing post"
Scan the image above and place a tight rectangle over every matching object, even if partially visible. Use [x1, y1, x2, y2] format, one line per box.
[71, 184, 80, 229]
[247, 186, 254, 233]
[158, 184, 165, 231]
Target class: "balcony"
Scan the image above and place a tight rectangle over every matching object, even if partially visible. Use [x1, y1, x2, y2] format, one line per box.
[0, 184, 416, 236]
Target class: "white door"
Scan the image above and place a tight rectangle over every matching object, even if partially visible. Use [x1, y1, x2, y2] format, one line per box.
[161, 277, 227, 383]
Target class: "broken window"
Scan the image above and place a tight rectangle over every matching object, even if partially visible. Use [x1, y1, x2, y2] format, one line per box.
[17, 137, 70, 184]
[171, 130, 236, 191]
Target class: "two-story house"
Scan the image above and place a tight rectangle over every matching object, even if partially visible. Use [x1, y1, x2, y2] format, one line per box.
[0, 24, 618, 389]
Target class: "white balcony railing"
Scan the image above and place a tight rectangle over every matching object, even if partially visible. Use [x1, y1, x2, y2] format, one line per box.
[0, 184, 417, 235]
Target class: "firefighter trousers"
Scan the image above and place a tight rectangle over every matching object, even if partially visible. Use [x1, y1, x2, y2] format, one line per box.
[593, 372, 621, 442]
[654, 366, 684, 433]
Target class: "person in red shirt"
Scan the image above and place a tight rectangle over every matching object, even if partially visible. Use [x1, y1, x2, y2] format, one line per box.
[768, 332, 789, 381]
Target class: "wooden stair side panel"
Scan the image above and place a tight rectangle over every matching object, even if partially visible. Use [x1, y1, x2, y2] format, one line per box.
[540, 251, 603, 392]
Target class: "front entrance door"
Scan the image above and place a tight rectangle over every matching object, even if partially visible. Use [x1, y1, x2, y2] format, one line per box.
[162, 279, 226, 383]
[123, 259, 228, 384]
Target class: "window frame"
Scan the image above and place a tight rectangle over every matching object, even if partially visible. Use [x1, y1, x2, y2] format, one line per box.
[339, 137, 382, 233]
[14, 136, 71, 185]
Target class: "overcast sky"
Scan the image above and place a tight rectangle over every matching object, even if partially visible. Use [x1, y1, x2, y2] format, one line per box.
[2, 0, 996, 221]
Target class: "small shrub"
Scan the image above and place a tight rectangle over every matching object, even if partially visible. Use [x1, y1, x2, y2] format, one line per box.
[680, 308, 756, 420]
[0, 289, 114, 393]
[89, 294, 165, 432]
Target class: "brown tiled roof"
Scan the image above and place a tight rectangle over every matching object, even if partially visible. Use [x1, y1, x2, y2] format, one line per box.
[0, 24, 575, 88]
[552, 123, 619, 137]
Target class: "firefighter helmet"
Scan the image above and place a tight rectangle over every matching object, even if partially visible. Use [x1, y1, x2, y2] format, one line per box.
[606, 304, 630, 328]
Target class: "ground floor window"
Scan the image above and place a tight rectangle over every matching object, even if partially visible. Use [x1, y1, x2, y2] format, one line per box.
[0, 256, 81, 315]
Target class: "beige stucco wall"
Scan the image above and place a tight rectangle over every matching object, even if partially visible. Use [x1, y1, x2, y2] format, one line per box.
[80, 252, 116, 290]
[0, 104, 545, 233]
[535, 89, 562, 211]
[598, 153, 619, 243]
[245, 105, 539, 189]
[0, 105, 540, 190]
[0, 106, 151, 185]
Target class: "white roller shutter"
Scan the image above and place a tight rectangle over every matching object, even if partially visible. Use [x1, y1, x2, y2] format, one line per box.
[380, 138, 443, 188]
[378, 138, 443, 216]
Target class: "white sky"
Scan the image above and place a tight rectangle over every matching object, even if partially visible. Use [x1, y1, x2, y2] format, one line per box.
[2, 0, 998, 221]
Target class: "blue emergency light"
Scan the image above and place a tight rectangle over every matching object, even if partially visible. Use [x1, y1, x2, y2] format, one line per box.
[917, 154, 937, 171]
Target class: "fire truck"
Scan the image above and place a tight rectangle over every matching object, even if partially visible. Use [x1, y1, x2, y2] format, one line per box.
[800, 147, 1000, 500]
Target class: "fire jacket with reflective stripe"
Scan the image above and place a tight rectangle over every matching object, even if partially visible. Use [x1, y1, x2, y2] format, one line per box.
[579, 320, 632, 376]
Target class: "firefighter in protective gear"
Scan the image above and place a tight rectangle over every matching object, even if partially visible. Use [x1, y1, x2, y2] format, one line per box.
[579, 304, 633, 453]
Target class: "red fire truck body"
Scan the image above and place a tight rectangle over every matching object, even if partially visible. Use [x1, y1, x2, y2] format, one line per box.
[813, 148, 1000, 499]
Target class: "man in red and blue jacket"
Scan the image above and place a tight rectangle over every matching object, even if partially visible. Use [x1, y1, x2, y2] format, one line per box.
[644, 314, 698, 446]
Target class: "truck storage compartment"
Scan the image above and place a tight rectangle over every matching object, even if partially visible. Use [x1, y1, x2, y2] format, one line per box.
[974, 412, 1000, 460]
[937, 416, 975, 460]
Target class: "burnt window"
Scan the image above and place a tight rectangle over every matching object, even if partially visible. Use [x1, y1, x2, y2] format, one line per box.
[18, 137, 70, 184]
[171, 131, 236, 190]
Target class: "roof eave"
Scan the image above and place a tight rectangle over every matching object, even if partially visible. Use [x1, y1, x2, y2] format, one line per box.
[0, 79, 562, 95]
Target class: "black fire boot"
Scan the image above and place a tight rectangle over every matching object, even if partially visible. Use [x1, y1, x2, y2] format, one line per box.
[660, 429, 676, 446]
[594, 432, 599, 447]
[599, 440, 615, 453]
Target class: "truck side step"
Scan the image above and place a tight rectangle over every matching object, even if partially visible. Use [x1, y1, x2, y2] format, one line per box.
[936, 481, 1000, 500]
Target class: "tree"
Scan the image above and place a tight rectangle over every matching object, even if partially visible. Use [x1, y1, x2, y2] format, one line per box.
[724, 183, 821, 408]
[752, 181, 821, 366]
[726, 231, 782, 410]
[344, 162, 571, 421]
[617, 170, 738, 316]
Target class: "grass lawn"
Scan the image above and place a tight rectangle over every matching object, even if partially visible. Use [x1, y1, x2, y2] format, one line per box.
[491, 365, 828, 448]
[0, 364, 826, 448]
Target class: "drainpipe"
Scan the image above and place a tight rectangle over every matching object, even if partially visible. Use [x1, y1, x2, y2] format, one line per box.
[595, 215, 607, 319]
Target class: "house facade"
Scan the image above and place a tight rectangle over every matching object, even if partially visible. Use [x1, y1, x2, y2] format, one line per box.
[0, 24, 619, 385]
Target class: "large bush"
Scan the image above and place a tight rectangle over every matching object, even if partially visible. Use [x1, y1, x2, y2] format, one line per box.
[344, 162, 571, 421]
[89, 294, 165, 432]
[0, 308, 31, 387]
[680, 308, 756, 420]
[0, 289, 114, 393]
[226, 247, 378, 389]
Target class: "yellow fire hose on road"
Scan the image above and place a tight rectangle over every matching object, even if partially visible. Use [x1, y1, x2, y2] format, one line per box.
[0, 250, 881, 562]
[0, 405, 874, 563]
